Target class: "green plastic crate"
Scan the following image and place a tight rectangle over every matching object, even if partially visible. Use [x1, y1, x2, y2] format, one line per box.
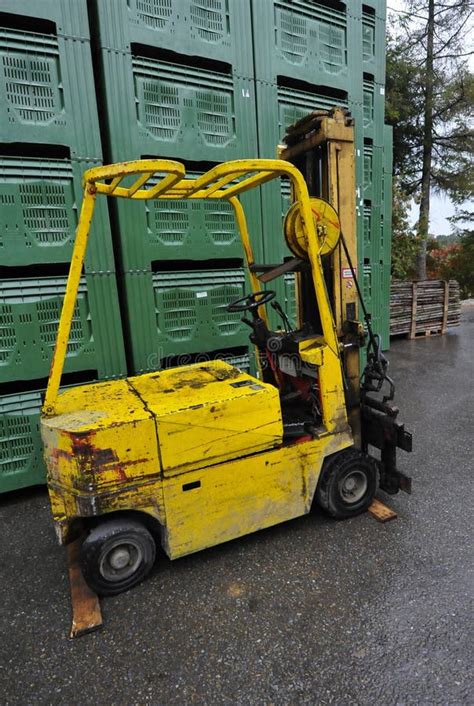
[363, 202, 372, 252]
[122, 269, 250, 373]
[0, 157, 115, 271]
[162, 345, 252, 374]
[0, 24, 102, 159]
[256, 81, 348, 262]
[278, 85, 349, 141]
[0, 378, 100, 494]
[0, 0, 92, 38]
[98, 49, 258, 163]
[0, 387, 45, 493]
[362, 7, 386, 83]
[283, 272, 298, 329]
[359, 259, 390, 347]
[91, 0, 254, 77]
[223, 349, 251, 374]
[113, 170, 263, 270]
[362, 78, 385, 144]
[380, 124, 393, 348]
[251, 0, 351, 92]
[363, 142, 383, 203]
[0, 273, 126, 383]
[362, 1, 387, 21]
[379, 261, 390, 349]
[257, 81, 349, 161]
[382, 124, 393, 261]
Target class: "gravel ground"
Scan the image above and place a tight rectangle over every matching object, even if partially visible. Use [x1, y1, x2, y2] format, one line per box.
[1, 306, 472, 706]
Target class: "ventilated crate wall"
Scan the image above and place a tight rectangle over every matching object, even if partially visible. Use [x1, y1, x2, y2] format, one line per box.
[93, 0, 255, 76]
[251, 0, 390, 345]
[121, 269, 249, 373]
[0, 157, 116, 271]
[90, 0, 261, 374]
[114, 169, 261, 270]
[0, 275, 124, 383]
[0, 388, 46, 492]
[0, 0, 391, 492]
[0, 0, 126, 492]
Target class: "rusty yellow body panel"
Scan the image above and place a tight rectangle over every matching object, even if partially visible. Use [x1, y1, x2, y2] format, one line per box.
[41, 361, 351, 552]
[41, 379, 165, 537]
[162, 430, 353, 559]
[129, 360, 283, 476]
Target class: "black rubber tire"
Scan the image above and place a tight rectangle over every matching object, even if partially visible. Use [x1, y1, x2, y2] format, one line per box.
[316, 448, 378, 520]
[80, 517, 156, 596]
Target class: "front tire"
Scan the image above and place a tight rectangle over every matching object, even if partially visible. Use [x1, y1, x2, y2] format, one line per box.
[316, 448, 378, 519]
[80, 517, 156, 596]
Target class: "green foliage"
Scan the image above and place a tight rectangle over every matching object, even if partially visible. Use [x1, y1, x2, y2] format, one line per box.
[427, 234, 474, 298]
[386, 25, 473, 201]
[386, 1, 474, 277]
[427, 204, 474, 297]
[446, 206, 474, 297]
[390, 179, 420, 279]
[385, 40, 424, 193]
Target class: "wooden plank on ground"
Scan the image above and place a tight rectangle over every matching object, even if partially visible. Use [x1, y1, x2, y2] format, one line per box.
[66, 537, 103, 638]
[368, 498, 398, 523]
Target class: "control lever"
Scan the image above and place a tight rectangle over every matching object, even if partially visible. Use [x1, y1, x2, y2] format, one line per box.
[271, 300, 291, 332]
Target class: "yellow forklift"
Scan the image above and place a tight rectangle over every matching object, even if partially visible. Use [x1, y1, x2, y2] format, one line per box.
[41, 109, 412, 596]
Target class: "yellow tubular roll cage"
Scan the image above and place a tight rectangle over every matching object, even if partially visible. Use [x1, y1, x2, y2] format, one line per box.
[42, 158, 342, 417]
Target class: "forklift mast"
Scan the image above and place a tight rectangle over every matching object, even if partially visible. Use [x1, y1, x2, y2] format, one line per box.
[280, 108, 362, 444]
[280, 108, 412, 494]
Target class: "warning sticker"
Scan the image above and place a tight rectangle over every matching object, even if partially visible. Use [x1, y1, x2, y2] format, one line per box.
[342, 268, 355, 279]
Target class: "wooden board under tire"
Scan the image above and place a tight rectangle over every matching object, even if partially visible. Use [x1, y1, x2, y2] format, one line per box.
[368, 498, 398, 523]
[66, 537, 103, 638]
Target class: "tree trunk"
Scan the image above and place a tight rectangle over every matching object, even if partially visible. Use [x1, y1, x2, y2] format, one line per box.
[416, 0, 435, 280]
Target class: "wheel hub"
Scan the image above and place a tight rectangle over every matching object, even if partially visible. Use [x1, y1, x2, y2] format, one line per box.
[340, 470, 368, 504]
[100, 540, 143, 582]
[109, 547, 132, 570]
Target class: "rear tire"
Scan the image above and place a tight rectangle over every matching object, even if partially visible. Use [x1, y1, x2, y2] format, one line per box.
[80, 517, 156, 596]
[316, 448, 378, 519]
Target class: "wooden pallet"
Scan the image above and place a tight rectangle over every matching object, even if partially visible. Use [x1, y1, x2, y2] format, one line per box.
[409, 328, 443, 339]
[390, 279, 460, 338]
[66, 537, 103, 638]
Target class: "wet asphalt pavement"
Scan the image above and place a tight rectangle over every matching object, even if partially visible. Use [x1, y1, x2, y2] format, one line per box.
[1, 305, 473, 705]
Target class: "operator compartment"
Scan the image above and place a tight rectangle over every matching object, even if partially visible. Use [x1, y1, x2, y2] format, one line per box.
[128, 360, 283, 477]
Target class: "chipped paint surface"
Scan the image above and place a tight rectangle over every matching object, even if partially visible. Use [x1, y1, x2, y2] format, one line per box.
[41, 359, 352, 553]
[41, 377, 165, 535]
[129, 360, 283, 476]
[162, 429, 353, 559]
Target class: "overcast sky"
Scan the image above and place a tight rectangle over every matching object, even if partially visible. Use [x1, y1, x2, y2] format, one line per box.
[386, 0, 471, 236]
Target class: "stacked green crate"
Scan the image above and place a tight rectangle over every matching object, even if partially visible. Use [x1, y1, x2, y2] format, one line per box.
[90, 0, 259, 373]
[0, 0, 126, 492]
[251, 0, 361, 318]
[379, 124, 393, 347]
[251, 0, 390, 345]
[252, 0, 357, 257]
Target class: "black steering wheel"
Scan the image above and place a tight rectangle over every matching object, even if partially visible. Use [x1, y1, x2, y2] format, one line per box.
[226, 290, 276, 313]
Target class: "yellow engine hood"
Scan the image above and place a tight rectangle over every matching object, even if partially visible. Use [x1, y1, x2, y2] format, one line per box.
[41, 361, 283, 493]
[129, 360, 283, 476]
